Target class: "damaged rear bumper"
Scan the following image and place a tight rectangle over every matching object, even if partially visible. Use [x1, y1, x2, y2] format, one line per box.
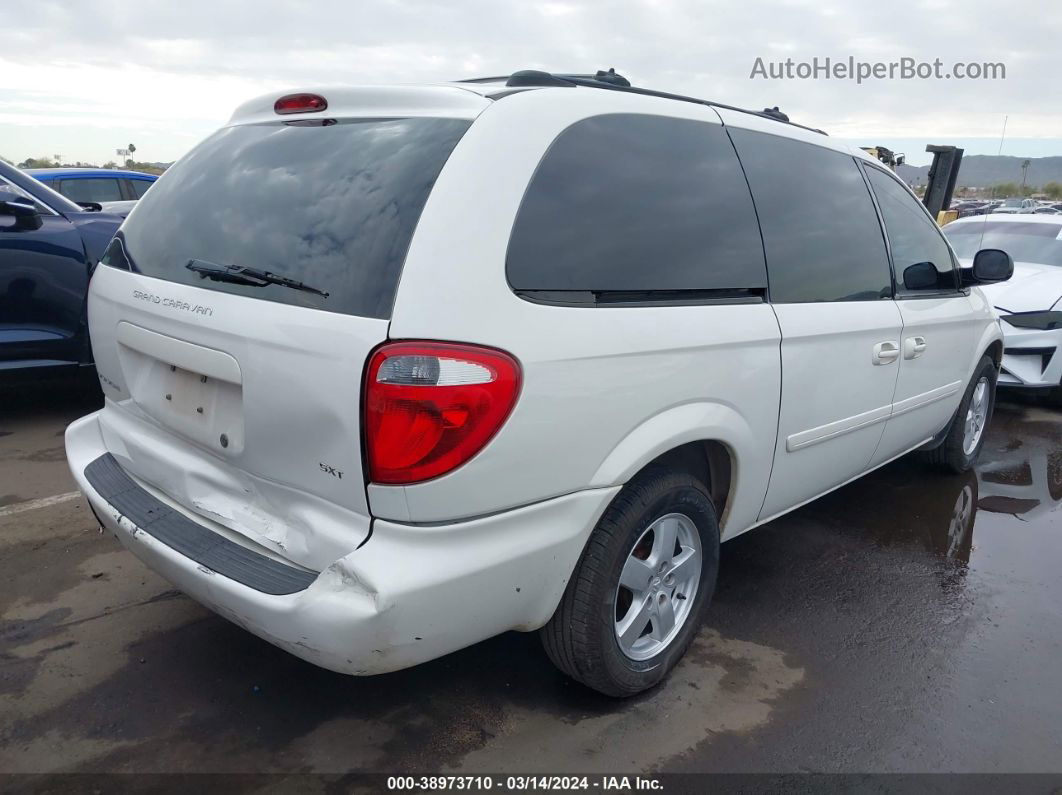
[66, 410, 617, 674]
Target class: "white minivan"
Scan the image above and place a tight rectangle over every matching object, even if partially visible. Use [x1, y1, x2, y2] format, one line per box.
[66, 70, 1013, 696]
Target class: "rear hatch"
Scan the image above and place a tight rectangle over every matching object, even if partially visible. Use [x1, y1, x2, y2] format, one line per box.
[87, 89, 481, 569]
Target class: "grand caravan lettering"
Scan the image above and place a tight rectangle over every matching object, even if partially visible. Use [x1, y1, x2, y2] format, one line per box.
[132, 290, 214, 317]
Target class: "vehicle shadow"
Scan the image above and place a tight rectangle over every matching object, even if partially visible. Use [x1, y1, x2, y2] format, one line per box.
[0, 372, 103, 428]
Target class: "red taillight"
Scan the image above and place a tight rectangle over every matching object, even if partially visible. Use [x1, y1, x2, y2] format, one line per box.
[274, 93, 328, 114]
[364, 342, 521, 485]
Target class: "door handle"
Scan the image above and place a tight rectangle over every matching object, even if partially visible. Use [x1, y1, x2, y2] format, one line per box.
[873, 341, 900, 365]
[904, 336, 927, 359]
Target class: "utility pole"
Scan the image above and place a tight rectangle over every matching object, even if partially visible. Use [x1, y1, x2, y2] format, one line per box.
[1022, 159, 1031, 191]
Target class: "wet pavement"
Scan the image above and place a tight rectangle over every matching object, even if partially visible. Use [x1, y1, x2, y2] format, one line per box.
[1, 383, 1060, 775]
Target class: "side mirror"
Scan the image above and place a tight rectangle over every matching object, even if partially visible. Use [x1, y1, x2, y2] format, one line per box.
[965, 248, 1014, 285]
[903, 261, 940, 290]
[0, 199, 43, 231]
[75, 201, 103, 212]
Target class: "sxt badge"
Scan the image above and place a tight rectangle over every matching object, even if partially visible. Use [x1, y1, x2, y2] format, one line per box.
[319, 463, 343, 479]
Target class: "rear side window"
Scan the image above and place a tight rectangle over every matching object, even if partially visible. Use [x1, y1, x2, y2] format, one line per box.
[107, 117, 471, 319]
[129, 179, 153, 198]
[506, 114, 766, 298]
[62, 177, 124, 203]
[729, 128, 892, 303]
[865, 166, 958, 294]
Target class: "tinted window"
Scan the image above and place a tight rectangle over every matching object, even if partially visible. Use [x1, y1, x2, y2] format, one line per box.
[865, 166, 957, 293]
[107, 118, 470, 319]
[129, 179, 153, 198]
[61, 177, 124, 203]
[945, 221, 1062, 267]
[506, 114, 766, 295]
[729, 129, 891, 302]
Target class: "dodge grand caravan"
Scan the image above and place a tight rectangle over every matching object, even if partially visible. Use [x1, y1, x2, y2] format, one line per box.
[65, 70, 1014, 696]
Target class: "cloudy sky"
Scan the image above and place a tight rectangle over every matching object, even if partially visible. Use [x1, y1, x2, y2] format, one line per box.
[1, 0, 1059, 167]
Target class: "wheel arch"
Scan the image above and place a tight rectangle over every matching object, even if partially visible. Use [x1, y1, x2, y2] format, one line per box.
[984, 337, 1003, 369]
[630, 440, 733, 525]
[590, 401, 761, 533]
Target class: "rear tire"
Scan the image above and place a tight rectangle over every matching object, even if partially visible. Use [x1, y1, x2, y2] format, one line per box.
[541, 466, 720, 697]
[925, 355, 997, 473]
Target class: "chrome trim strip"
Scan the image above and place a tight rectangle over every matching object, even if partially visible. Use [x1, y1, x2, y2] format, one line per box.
[889, 380, 963, 418]
[786, 404, 892, 452]
[786, 380, 964, 452]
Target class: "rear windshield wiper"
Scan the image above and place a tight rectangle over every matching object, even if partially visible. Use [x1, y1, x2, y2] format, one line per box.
[185, 260, 329, 298]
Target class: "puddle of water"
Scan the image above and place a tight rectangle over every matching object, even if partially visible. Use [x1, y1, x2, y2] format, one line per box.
[446, 631, 803, 774]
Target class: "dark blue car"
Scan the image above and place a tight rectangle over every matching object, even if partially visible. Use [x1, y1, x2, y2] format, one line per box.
[26, 167, 157, 205]
[1, 160, 123, 376]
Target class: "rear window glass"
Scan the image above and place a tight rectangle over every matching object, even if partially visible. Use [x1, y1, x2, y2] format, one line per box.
[106, 117, 471, 319]
[506, 113, 766, 296]
[944, 221, 1062, 267]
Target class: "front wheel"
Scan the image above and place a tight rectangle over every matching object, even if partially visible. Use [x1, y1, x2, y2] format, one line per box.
[540, 466, 720, 697]
[925, 355, 997, 473]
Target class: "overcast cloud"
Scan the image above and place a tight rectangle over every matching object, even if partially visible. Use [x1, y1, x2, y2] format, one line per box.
[1, 0, 1059, 166]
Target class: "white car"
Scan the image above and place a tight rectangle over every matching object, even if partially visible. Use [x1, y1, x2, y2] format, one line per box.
[65, 71, 1011, 696]
[993, 198, 1038, 214]
[944, 214, 1062, 389]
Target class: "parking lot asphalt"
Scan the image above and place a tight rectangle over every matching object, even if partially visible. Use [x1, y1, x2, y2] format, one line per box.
[2, 383, 1061, 776]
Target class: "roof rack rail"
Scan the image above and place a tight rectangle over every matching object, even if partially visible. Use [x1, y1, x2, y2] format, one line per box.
[463, 69, 826, 136]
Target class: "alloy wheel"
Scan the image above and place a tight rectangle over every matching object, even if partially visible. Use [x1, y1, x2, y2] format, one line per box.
[963, 376, 991, 456]
[613, 512, 702, 661]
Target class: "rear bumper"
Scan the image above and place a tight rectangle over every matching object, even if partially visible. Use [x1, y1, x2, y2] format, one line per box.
[998, 325, 1062, 388]
[66, 411, 618, 674]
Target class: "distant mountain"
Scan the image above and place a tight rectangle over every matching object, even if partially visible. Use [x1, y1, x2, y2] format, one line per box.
[897, 155, 1062, 189]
